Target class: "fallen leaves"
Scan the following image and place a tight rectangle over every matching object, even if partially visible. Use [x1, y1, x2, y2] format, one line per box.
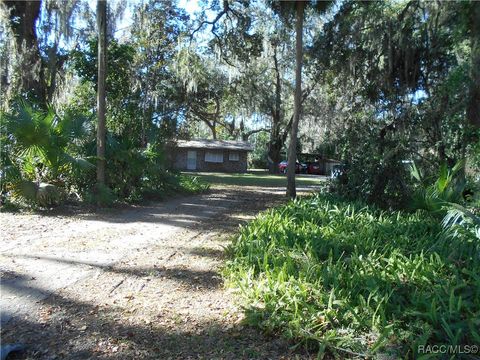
[1, 186, 300, 359]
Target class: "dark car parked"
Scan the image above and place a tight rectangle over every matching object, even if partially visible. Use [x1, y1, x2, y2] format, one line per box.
[278, 161, 305, 174]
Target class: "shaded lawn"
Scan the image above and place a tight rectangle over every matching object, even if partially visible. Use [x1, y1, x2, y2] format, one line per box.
[183, 170, 326, 188]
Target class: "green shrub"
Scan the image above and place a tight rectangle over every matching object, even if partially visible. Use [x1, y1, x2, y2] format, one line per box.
[84, 183, 117, 206]
[225, 194, 480, 358]
[409, 160, 466, 215]
[177, 174, 210, 194]
[1, 101, 210, 208]
[1, 101, 94, 207]
[409, 160, 480, 238]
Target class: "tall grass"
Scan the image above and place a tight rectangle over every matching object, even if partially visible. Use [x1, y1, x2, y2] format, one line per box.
[225, 194, 480, 358]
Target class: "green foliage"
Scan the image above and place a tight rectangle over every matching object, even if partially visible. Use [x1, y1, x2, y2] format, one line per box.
[84, 183, 117, 207]
[330, 113, 413, 209]
[73, 136, 209, 204]
[409, 160, 480, 240]
[177, 175, 210, 194]
[70, 38, 135, 100]
[1, 100, 94, 205]
[249, 132, 269, 169]
[70, 38, 147, 145]
[314, 137, 337, 160]
[319, 0, 476, 210]
[225, 194, 480, 357]
[1, 101, 209, 208]
[409, 160, 466, 214]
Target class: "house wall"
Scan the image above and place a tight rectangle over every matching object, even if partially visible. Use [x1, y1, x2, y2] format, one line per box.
[173, 148, 248, 173]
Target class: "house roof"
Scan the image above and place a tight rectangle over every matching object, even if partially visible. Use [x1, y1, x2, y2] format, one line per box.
[176, 139, 254, 151]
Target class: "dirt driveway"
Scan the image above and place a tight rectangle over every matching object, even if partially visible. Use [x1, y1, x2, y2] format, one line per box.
[1, 183, 319, 359]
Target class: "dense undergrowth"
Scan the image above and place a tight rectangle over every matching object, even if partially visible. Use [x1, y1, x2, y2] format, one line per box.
[0, 101, 209, 209]
[225, 194, 480, 358]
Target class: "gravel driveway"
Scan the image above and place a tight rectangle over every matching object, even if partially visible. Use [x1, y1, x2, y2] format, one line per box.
[1, 184, 318, 359]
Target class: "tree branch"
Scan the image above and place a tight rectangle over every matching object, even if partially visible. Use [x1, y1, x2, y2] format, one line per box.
[190, 0, 230, 39]
[242, 128, 270, 141]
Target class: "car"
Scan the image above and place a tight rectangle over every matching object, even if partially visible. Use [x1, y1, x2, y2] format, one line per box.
[331, 164, 346, 179]
[278, 161, 303, 174]
[306, 161, 322, 175]
[300, 162, 308, 173]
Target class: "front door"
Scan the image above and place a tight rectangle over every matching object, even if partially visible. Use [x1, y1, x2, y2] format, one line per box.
[187, 150, 197, 170]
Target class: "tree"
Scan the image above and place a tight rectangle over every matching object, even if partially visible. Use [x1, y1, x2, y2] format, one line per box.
[310, 0, 478, 207]
[286, 1, 305, 198]
[1, 0, 84, 105]
[96, 0, 107, 187]
[270, 0, 331, 197]
[131, 0, 189, 144]
[70, 39, 141, 143]
[196, 4, 293, 172]
[467, 1, 480, 131]
[2, 0, 45, 102]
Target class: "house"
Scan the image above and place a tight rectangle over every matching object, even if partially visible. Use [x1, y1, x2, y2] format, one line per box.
[170, 139, 254, 173]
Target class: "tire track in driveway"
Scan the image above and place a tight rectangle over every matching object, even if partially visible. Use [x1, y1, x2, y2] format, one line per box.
[0, 187, 243, 326]
[1, 184, 319, 359]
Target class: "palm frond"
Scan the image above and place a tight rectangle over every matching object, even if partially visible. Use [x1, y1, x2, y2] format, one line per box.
[12, 180, 37, 201]
[0, 164, 22, 184]
[443, 203, 480, 227]
[409, 162, 422, 183]
[60, 153, 95, 171]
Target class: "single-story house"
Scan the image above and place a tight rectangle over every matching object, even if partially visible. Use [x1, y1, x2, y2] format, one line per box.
[170, 139, 254, 173]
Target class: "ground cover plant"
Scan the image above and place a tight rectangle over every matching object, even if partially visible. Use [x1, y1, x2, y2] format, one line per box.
[225, 194, 480, 358]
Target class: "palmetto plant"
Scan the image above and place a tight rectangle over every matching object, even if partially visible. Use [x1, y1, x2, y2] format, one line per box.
[409, 160, 479, 238]
[409, 160, 466, 213]
[1, 101, 94, 203]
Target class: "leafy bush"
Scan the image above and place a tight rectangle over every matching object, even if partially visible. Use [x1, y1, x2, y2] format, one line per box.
[225, 194, 480, 358]
[177, 174, 210, 194]
[330, 114, 415, 210]
[248, 132, 269, 169]
[1, 101, 94, 206]
[409, 160, 466, 215]
[409, 160, 479, 238]
[1, 101, 210, 208]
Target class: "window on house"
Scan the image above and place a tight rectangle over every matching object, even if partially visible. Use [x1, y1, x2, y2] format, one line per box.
[205, 151, 223, 163]
[229, 152, 239, 161]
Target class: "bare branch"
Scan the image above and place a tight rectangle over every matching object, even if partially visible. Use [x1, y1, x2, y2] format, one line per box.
[242, 128, 270, 141]
[190, 0, 231, 39]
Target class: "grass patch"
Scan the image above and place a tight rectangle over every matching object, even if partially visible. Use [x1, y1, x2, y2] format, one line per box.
[185, 170, 323, 188]
[139, 174, 210, 202]
[225, 194, 480, 358]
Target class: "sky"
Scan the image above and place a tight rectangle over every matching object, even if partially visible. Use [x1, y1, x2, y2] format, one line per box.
[86, 0, 202, 39]
[178, 0, 201, 15]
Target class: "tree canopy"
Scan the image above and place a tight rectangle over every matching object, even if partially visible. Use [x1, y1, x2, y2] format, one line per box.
[0, 0, 478, 204]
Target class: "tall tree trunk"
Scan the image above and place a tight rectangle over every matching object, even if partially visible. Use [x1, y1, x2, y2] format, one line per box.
[268, 46, 283, 174]
[96, 0, 107, 188]
[3, 0, 46, 102]
[268, 139, 282, 174]
[467, 1, 480, 132]
[286, 1, 304, 198]
[204, 120, 217, 139]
